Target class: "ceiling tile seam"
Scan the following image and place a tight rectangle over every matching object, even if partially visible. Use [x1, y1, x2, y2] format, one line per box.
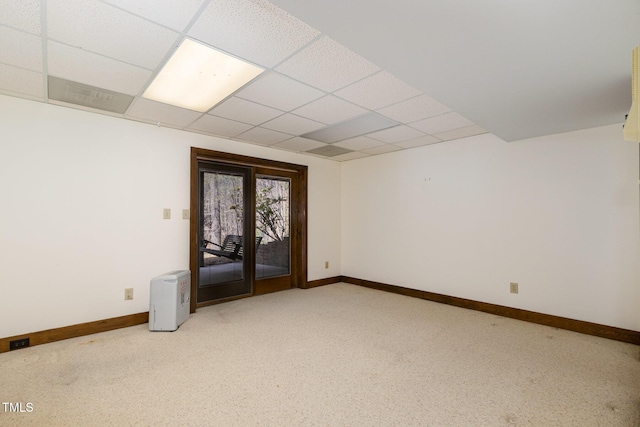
[0, 60, 43, 74]
[204, 108, 290, 129]
[366, 131, 428, 144]
[208, 108, 318, 130]
[271, 35, 382, 93]
[180, 0, 215, 34]
[327, 71, 421, 114]
[326, 68, 388, 96]
[372, 93, 443, 116]
[183, 67, 283, 119]
[123, 116, 185, 131]
[183, 126, 238, 141]
[294, 98, 373, 123]
[268, 110, 332, 126]
[45, 37, 165, 73]
[309, 65, 382, 94]
[94, 0, 212, 35]
[0, 23, 41, 37]
[210, 111, 295, 131]
[404, 111, 470, 129]
[249, 125, 298, 139]
[270, 61, 385, 98]
[267, 33, 325, 70]
[181, 113, 261, 134]
[401, 128, 438, 141]
[231, 71, 328, 112]
[224, 70, 395, 125]
[160, 109, 206, 132]
[174, 81, 295, 131]
[0, 91, 45, 103]
[396, 134, 443, 146]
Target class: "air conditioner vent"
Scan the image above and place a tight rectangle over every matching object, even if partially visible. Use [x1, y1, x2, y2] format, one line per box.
[48, 76, 134, 114]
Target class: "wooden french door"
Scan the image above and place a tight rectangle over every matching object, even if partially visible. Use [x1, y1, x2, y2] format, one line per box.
[196, 162, 253, 303]
[190, 148, 307, 311]
[253, 167, 299, 296]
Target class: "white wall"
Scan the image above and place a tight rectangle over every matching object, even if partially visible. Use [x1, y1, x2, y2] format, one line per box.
[341, 125, 640, 331]
[0, 95, 341, 338]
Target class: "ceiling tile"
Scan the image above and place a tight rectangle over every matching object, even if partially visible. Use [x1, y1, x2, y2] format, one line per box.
[362, 144, 402, 155]
[276, 36, 380, 92]
[410, 112, 476, 134]
[0, 1, 41, 34]
[48, 41, 152, 96]
[101, 0, 205, 32]
[235, 72, 324, 112]
[272, 137, 326, 152]
[377, 95, 451, 123]
[209, 97, 283, 125]
[236, 127, 292, 145]
[367, 125, 425, 143]
[0, 63, 43, 99]
[47, 0, 179, 69]
[333, 136, 384, 151]
[433, 124, 487, 141]
[261, 113, 324, 135]
[334, 71, 422, 110]
[291, 95, 367, 125]
[188, 0, 319, 68]
[0, 26, 42, 71]
[187, 114, 253, 137]
[126, 98, 203, 128]
[394, 135, 441, 148]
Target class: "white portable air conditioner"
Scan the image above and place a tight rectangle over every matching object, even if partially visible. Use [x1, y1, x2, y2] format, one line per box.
[623, 45, 639, 142]
[149, 270, 190, 331]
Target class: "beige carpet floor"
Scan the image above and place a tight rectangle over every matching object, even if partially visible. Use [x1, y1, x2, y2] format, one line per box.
[1, 283, 639, 426]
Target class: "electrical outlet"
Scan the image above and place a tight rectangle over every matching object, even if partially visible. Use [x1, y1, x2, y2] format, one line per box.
[163, 208, 171, 220]
[125, 288, 134, 300]
[182, 209, 190, 220]
[325, 261, 329, 269]
[510, 282, 519, 294]
[9, 338, 29, 351]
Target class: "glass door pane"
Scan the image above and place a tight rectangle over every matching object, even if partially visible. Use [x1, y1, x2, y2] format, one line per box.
[255, 176, 290, 279]
[197, 163, 252, 303]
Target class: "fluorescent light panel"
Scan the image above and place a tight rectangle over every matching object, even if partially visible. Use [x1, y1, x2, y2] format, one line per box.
[301, 113, 400, 143]
[143, 39, 264, 112]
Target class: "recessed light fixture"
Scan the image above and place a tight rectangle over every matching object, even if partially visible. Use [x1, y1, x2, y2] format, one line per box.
[143, 38, 264, 112]
[301, 112, 400, 143]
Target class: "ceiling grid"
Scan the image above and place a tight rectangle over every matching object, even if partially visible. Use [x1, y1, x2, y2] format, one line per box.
[0, 0, 522, 160]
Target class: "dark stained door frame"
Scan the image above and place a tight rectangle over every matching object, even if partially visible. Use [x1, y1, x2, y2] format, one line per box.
[189, 147, 308, 313]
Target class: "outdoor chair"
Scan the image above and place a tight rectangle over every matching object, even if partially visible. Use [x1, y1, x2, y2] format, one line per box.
[201, 235, 263, 262]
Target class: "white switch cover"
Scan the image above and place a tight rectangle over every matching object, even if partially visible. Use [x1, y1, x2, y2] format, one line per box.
[163, 208, 171, 219]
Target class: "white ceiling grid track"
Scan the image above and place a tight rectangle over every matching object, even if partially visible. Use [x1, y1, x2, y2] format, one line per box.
[1, 0, 638, 160]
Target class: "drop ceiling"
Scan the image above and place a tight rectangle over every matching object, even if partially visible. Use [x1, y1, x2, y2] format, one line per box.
[1, 1, 638, 162]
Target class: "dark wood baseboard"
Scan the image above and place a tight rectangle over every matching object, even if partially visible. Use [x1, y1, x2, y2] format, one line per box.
[302, 276, 342, 289]
[3, 276, 637, 353]
[341, 276, 640, 345]
[0, 312, 149, 354]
